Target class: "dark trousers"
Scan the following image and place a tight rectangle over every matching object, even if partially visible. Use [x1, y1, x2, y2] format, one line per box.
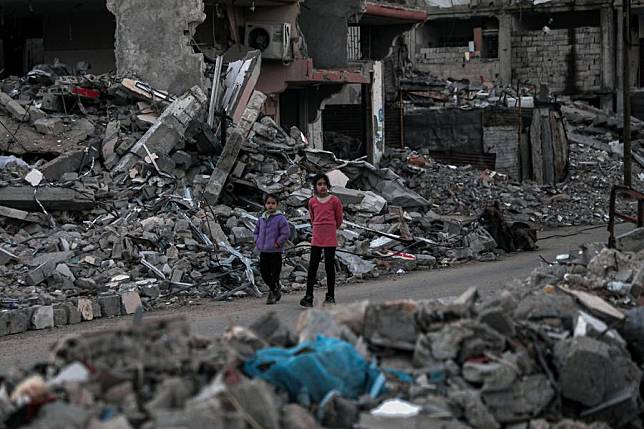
[306, 246, 336, 298]
[259, 252, 282, 292]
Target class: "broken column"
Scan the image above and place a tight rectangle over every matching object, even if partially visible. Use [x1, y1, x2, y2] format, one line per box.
[113, 86, 207, 173]
[106, 0, 206, 94]
[204, 91, 267, 204]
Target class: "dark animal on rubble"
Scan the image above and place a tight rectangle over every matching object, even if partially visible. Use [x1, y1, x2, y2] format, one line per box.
[478, 202, 538, 252]
[510, 222, 538, 251]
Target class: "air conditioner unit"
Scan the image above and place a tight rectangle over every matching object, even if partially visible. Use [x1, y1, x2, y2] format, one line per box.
[245, 22, 292, 62]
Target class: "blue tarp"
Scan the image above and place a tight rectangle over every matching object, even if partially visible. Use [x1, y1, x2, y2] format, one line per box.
[243, 336, 386, 403]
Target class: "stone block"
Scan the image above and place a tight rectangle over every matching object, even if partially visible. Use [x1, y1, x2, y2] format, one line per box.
[482, 375, 554, 423]
[55, 263, 76, 281]
[139, 284, 161, 298]
[99, 295, 122, 317]
[231, 227, 254, 245]
[41, 150, 87, 182]
[0, 311, 29, 336]
[75, 298, 94, 321]
[64, 303, 82, 324]
[31, 305, 54, 330]
[34, 117, 64, 135]
[92, 300, 102, 318]
[53, 306, 69, 327]
[0, 91, 28, 121]
[554, 336, 641, 409]
[2, 309, 29, 335]
[27, 260, 57, 286]
[28, 106, 47, 123]
[331, 187, 365, 205]
[364, 301, 419, 351]
[250, 311, 297, 347]
[478, 307, 516, 337]
[121, 291, 142, 314]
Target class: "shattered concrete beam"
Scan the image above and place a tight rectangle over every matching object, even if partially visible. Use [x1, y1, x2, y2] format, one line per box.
[0, 205, 49, 225]
[113, 86, 207, 173]
[204, 91, 267, 204]
[106, 0, 206, 94]
[0, 92, 28, 121]
[0, 187, 95, 211]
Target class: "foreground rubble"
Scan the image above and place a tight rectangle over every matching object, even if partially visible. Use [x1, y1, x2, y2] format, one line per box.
[0, 237, 642, 428]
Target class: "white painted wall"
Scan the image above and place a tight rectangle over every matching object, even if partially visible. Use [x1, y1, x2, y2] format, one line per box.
[371, 60, 385, 166]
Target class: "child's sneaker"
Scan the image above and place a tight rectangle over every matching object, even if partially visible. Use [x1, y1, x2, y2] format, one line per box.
[299, 295, 313, 307]
[324, 295, 336, 305]
[266, 292, 277, 305]
[274, 288, 282, 303]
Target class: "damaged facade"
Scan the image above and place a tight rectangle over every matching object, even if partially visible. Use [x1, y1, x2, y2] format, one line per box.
[406, 0, 642, 115]
[0, 0, 427, 166]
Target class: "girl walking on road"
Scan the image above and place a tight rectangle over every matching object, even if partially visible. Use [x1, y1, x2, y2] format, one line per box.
[300, 173, 343, 307]
[254, 194, 291, 305]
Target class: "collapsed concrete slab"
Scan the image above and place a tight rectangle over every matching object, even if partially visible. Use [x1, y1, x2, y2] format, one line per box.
[113, 86, 207, 173]
[204, 91, 266, 204]
[0, 91, 28, 121]
[0, 186, 95, 211]
[554, 336, 641, 409]
[106, 0, 206, 94]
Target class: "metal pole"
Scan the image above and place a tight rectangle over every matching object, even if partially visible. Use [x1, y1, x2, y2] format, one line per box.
[623, 0, 633, 187]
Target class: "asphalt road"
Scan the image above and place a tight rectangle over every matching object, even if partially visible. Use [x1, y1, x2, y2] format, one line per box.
[0, 223, 628, 372]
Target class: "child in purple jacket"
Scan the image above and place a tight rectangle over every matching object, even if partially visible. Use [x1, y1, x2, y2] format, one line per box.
[254, 194, 291, 305]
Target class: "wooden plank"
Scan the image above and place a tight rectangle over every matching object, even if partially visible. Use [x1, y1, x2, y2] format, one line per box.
[121, 78, 175, 103]
[541, 109, 555, 185]
[530, 109, 544, 184]
[550, 111, 569, 183]
[0, 186, 95, 211]
[520, 130, 531, 181]
[559, 286, 625, 321]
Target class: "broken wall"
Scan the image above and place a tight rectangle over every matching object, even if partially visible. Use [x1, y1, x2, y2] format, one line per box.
[106, 0, 206, 94]
[298, 0, 362, 68]
[512, 27, 601, 93]
[416, 46, 500, 82]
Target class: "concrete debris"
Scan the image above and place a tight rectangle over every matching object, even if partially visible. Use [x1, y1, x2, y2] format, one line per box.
[0, 67, 555, 338]
[2, 240, 644, 428]
[382, 114, 643, 227]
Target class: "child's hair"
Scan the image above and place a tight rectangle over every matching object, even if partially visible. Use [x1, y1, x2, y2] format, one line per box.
[312, 173, 331, 190]
[264, 193, 280, 204]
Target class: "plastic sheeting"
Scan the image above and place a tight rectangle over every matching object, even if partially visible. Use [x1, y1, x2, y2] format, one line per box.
[244, 336, 384, 403]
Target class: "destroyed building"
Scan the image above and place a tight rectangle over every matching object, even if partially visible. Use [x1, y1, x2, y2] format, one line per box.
[0, 0, 428, 166]
[405, 0, 644, 117]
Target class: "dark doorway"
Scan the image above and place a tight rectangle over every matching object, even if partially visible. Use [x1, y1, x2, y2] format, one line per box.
[322, 104, 366, 160]
[1, 13, 43, 76]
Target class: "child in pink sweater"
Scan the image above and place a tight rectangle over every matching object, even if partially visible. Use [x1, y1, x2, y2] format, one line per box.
[300, 173, 343, 307]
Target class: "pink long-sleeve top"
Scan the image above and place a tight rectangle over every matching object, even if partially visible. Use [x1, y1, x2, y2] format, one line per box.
[308, 195, 343, 247]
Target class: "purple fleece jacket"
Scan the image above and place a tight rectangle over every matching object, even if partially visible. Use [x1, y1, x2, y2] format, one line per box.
[254, 212, 291, 253]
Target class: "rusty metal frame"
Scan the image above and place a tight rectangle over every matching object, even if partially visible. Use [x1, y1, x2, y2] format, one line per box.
[607, 185, 644, 248]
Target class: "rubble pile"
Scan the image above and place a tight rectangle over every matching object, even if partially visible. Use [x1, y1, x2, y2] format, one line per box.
[1, 239, 642, 428]
[564, 101, 644, 167]
[0, 68, 540, 336]
[382, 131, 643, 227]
